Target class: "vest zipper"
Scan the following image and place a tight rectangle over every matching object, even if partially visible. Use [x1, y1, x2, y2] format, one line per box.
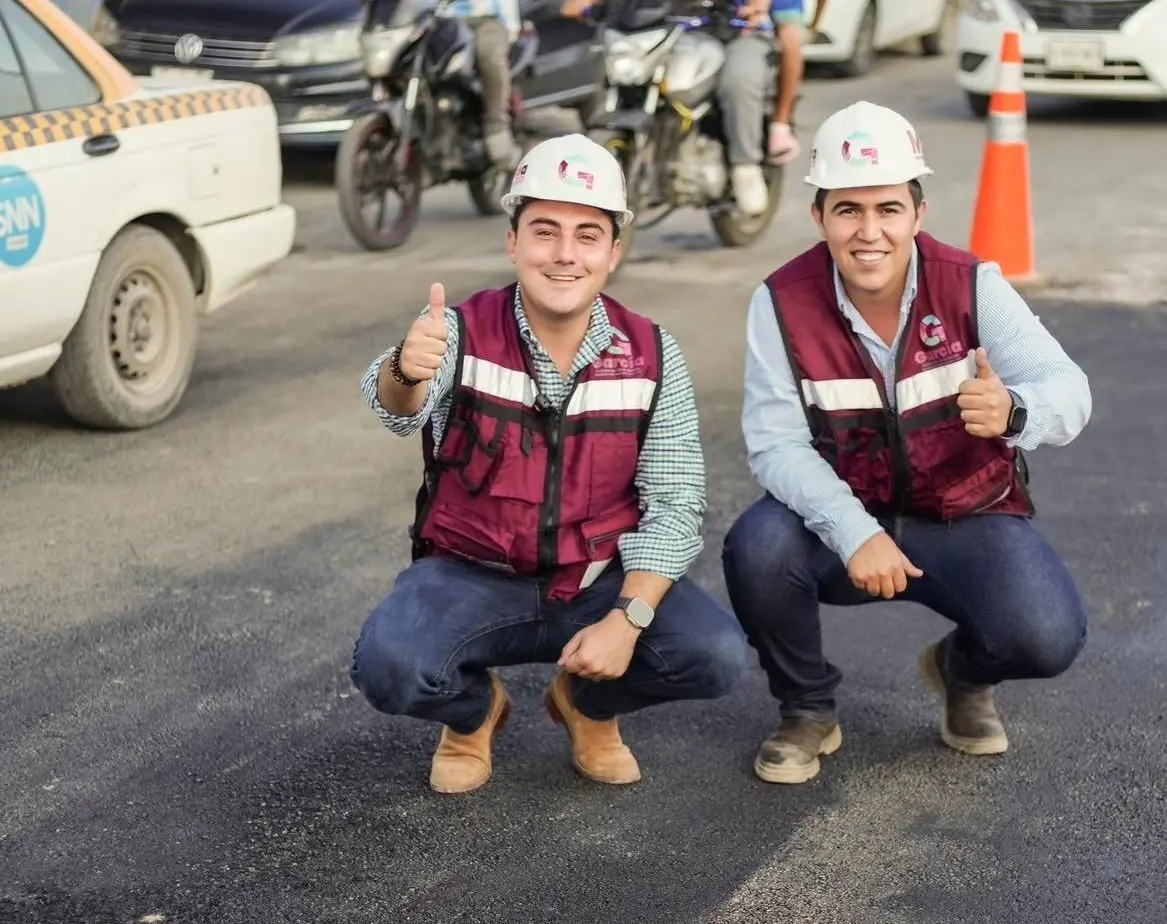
[537, 391, 570, 573]
[888, 332, 913, 514]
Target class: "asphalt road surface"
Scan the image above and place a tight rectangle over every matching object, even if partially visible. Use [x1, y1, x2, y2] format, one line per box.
[3, 45, 1166, 924]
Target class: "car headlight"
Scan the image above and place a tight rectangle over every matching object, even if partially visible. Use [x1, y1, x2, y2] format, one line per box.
[605, 27, 669, 85]
[90, 4, 120, 46]
[273, 22, 362, 68]
[959, 0, 1002, 21]
[359, 26, 413, 78]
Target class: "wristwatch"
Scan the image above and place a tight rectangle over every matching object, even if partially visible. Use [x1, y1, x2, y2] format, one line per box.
[1004, 392, 1027, 438]
[615, 596, 655, 630]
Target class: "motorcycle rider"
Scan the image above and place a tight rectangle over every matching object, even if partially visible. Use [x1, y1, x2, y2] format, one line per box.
[439, 0, 524, 166]
[719, 0, 826, 215]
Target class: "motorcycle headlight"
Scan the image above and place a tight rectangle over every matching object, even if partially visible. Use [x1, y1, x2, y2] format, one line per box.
[360, 26, 413, 78]
[605, 27, 669, 85]
[274, 22, 362, 68]
[89, 4, 120, 46]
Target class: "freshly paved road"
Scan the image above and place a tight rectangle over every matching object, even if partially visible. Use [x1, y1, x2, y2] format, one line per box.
[3, 40, 1166, 924]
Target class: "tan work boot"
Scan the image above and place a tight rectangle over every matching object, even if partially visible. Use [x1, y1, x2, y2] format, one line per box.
[753, 716, 843, 784]
[544, 670, 641, 784]
[429, 670, 511, 794]
[918, 640, 1009, 756]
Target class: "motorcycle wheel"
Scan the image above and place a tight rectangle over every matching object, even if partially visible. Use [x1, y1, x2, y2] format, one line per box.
[336, 111, 424, 251]
[466, 165, 509, 217]
[709, 162, 785, 248]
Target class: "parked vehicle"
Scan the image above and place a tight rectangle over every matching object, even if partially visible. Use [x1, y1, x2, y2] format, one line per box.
[955, 0, 1167, 117]
[585, 0, 785, 261]
[1, 0, 295, 430]
[334, 0, 541, 250]
[86, 0, 607, 148]
[801, 0, 954, 77]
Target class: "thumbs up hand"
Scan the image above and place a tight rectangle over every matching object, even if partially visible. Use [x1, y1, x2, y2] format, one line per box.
[398, 283, 450, 383]
[956, 347, 1012, 438]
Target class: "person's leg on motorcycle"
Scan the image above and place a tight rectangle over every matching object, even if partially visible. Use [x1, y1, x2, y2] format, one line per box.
[716, 28, 775, 217]
[471, 17, 520, 167]
[768, 0, 825, 163]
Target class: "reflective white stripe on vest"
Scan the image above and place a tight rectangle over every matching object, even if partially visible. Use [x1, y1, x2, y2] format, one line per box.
[579, 557, 613, 590]
[896, 357, 971, 413]
[461, 355, 535, 405]
[800, 377, 884, 411]
[565, 378, 657, 416]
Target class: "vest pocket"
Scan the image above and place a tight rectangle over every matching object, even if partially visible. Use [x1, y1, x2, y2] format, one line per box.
[427, 503, 516, 572]
[580, 504, 641, 560]
[438, 416, 505, 495]
[937, 455, 1014, 520]
[587, 437, 641, 516]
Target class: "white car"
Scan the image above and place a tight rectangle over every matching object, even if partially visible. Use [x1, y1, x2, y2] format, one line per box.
[955, 0, 1167, 116]
[1, 0, 295, 430]
[800, 0, 955, 77]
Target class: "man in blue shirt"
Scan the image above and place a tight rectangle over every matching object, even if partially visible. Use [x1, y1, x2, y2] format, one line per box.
[717, 0, 825, 215]
[722, 102, 1092, 785]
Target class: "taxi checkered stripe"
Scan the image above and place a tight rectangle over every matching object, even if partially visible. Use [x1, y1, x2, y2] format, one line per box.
[0, 84, 270, 152]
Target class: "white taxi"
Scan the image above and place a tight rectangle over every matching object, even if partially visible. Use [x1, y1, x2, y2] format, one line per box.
[0, 0, 295, 430]
[800, 0, 954, 77]
[955, 0, 1167, 116]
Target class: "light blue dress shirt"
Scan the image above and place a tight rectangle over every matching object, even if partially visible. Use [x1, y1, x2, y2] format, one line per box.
[741, 242, 1093, 565]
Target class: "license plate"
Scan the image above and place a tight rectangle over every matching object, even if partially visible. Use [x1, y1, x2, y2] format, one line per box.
[149, 66, 215, 83]
[1045, 40, 1105, 72]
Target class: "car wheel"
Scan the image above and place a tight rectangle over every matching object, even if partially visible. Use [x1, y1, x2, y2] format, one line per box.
[835, 1, 877, 78]
[966, 91, 990, 119]
[50, 224, 198, 430]
[920, 0, 954, 56]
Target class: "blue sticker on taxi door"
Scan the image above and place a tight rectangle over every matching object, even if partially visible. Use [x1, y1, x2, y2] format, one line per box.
[0, 165, 46, 268]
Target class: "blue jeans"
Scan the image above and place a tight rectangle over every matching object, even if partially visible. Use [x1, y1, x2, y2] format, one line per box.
[350, 556, 749, 734]
[721, 495, 1088, 719]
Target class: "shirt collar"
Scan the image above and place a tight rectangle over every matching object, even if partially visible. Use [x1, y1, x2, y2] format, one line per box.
[831, 240, 920, 319]
[511, 283, 621, 355]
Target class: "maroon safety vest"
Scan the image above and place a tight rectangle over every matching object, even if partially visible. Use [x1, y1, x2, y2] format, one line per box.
[411, 284, 663, 602]
[764, 231, 1034, 521]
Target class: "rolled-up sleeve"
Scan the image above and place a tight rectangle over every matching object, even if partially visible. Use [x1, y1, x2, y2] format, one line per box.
[616, 330, 707, 580]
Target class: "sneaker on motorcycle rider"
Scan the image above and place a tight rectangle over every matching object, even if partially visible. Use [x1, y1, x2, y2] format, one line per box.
[485, 129, 523, 170]
[732, 164, 769, 217]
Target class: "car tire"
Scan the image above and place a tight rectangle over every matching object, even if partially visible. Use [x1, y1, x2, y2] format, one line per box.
[920, 0, 953, 56]
[834, 1, 877, 78]
[50, 224, 198, 430]
[966, 91, 990, 119]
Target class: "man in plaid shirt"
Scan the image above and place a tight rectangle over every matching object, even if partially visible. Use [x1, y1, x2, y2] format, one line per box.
[351, 134, 747, 795]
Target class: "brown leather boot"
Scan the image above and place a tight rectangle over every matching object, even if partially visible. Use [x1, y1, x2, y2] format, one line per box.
[429, 671, 511, 794]
[918, 640, 1009, 756]
[544, 670, 641, 784]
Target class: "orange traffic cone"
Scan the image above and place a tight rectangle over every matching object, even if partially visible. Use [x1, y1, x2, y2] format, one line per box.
[969, 31, 1041, 286]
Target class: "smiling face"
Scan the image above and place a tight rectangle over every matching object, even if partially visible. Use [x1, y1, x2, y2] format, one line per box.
[505, 199, 622, 323]
[812, 184, 926, 304]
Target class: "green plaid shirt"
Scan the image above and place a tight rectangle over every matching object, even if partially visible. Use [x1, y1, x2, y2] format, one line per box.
[361, 285, 706, 580]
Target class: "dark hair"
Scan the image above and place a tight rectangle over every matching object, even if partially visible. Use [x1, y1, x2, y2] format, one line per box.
[509, 199, 622, 241]
[813, 178, 924, 214]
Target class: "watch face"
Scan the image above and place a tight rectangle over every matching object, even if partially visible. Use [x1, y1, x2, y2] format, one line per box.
[625, 598, 654, 627]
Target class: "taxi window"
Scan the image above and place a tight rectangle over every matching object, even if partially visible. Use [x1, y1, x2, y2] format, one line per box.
[0, 0, 100, 115]
[0, 14, 33, 118]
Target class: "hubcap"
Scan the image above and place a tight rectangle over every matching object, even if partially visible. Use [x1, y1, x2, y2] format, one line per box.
[109, 270, 174, 391]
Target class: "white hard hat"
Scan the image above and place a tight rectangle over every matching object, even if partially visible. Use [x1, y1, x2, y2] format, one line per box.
[803, 101, 933, 190]
[500, 133, 634, 227]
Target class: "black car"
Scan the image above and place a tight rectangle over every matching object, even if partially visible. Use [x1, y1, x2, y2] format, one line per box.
[86, 0, 606, 147]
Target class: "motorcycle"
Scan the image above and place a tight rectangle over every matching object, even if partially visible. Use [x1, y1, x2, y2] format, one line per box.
[585, 0, 787, 260]
[336, 0, 540, 251]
